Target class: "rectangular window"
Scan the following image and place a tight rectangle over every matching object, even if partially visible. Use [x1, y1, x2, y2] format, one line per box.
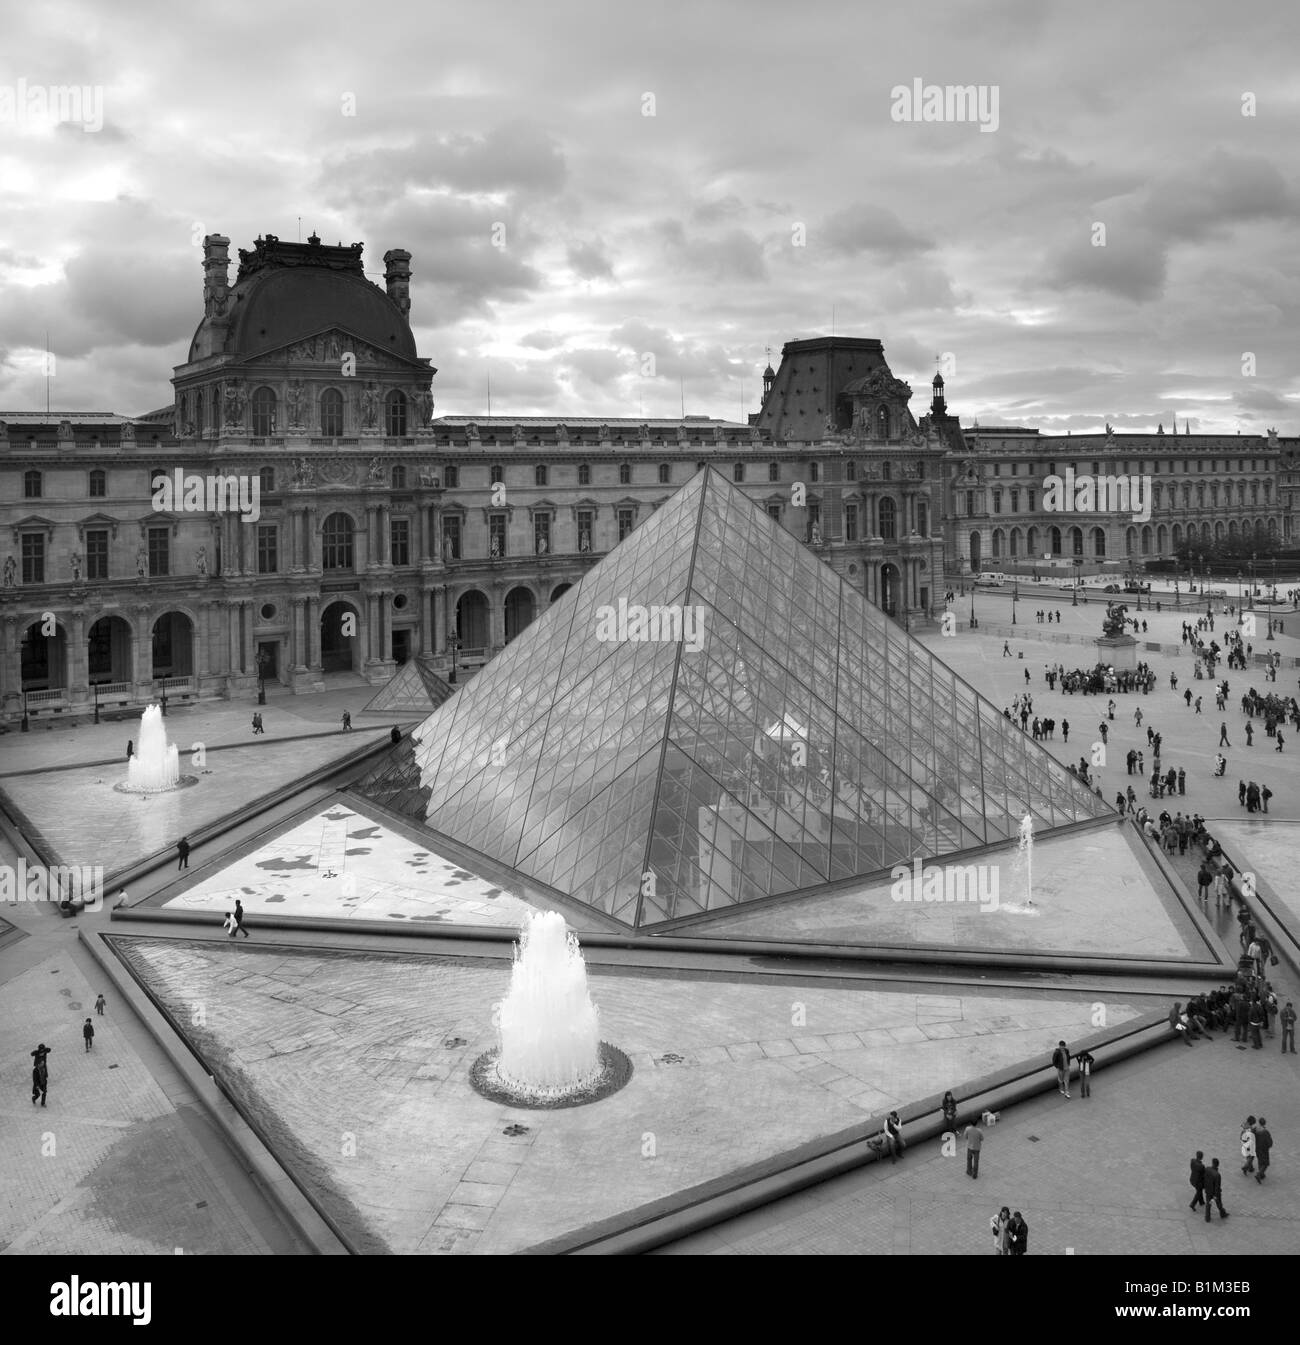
[845, 503, 858, 542]
[766, 503, 782, 522]
[1047, 462, 1055, 476]
[86, 530, 108, 581]
[21, 533, 45, 584]
[1027, 490, 1036, 511]
[992, 490, 1002, 514]
[89, 472, 106, 497]
[390, 518, 410, 567]
[1010, 463, 1018, 476]
[534, 514, 551, 554]
[257, 524, 278, 574]
[807, 502, 821, 540]
[442, 516, 461, 560]
[1010, 489, 1019, 512]
[965, 490, 975, 516]
[992, 463, 1000, 476]
[576, 510, 593, 553]
[617, 508, 635, 541]
[489, 514, 507, 557]
[148, 527, 169, 577]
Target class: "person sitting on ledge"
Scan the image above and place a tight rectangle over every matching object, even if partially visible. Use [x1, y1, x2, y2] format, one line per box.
[1169, 1002, 1195, 1046]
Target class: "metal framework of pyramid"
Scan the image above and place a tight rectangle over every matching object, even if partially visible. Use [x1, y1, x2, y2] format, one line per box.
[364, 656, 455, 715]
[354, 469, 1113, 930]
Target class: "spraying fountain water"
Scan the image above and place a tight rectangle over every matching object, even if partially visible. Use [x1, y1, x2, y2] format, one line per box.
[119, 704, 184, 793]
[469, 911, 632, 1108]
[1001, 812, 1040, 915]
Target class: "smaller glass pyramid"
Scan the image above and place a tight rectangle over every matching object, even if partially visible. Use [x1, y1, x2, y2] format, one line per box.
[354, 469, 1114, 930]
[364, 657, 456, 715]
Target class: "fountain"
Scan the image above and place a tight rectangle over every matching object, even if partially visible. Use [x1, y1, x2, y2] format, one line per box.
[470, 911, 632, 1108]
[1001, 812, 1040, 915]
[117, 704, 193, 794]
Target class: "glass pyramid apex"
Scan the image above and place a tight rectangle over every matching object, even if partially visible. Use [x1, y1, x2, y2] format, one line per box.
[353, 468, 1114, 930]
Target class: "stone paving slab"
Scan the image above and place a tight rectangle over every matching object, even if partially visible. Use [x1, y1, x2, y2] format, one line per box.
[107, 934, 1149, 1255]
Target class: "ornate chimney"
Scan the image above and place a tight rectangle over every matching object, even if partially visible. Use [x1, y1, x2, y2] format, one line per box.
[383, 248, 412, 319]
[202, 234, 231, 317]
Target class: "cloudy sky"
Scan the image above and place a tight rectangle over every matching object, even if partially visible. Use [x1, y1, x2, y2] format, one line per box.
[2, 0, 1298, 433]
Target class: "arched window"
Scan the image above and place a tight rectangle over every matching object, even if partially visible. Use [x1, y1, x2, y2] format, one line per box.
[1050, 526, 1062, 556]
[658, 463, 670, 484]
[810, 462, 820, 482]
[535, 464, 548, 487]
[769, 461, 779, 483]
[878, 497, 897, 540]
[88, 469, 106, 498]
[320, 388, 344, 437]
[391, 465, 407, 489]
[1125, 526, 1137, 555]
[1027, 526, 1039, 555]
[619, 462, 631, 485]
[916, 501, 927, 536]
[444, 465, 458, 488]
[1071, 526, 1084, 556]
[386, 390, 408, 437]
[1008, 527, 1019, 557]
[195, 388, 206, 434]
[24, 469, 41, 498]
[1251, 482, 1259, 504]
[490, 464, 504, 485]
[882, 461, 891, 482]
[578, 463, 591, 486]
[733, 462, 745, 483]
[252, 387, 277, 436]
[259, 466, 275, 494]
[1093, 526, 1106, 557]
[991, 528, 1003, 559]
[322, 513, 354, 570]
[876, 405, 890, 439]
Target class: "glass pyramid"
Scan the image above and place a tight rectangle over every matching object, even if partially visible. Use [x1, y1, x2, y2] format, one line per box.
[353, 469, 1114, 931]
[364, 657, 456, 715]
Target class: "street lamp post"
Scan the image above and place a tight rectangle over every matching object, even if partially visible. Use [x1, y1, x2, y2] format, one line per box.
[1011, 578, 1018, 624]
[255, 652, 268, 706]
[93, 680, 100, 725]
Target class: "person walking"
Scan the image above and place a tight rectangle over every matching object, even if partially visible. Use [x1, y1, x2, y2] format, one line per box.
[94, 993, 106, 1016]
[1219, 722, 1231, 747]
[223, 910, 238, 938]
[1246, 722, 1254, 747]
[1241, 1117, 1258, 1174]
[1249, 998, 1265, 1049]
[1204, 1159, 1229, 1222]
[1052, 1040, 1072, 1097]
[83, 1017, 94, 1052]
[233, 898, 250, 940]
[965, 1117, 984, 1179]
[1196, 863, 1212, 901]
[252, 712, 264, 735]
[1189, 1151, 1206, 1210]
[990, 1206, 1012, 1254]
[176, 835, 190, 871]
[1281, 1000, 1297, 1054]
[1276, 730, 1285, 753]
[1254, 1119, 1272, 1184]
[1061, 719, 1069, 743]
[1076, 1047, 1094, 1098]
[30, 1044, 50, 1107]
[1008, 1211, 1028, 1256]
[341, 711, 352, 731]
[1135, 707, 1143, 727]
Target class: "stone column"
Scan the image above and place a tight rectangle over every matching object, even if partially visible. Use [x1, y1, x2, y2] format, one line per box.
[354, 509, 368, 572]
[197, 602, 213, 677]
[490, 579, 505, 652]
[69, 609, 87, 702]
[243, 602, 255, 674]
[2, 615, 22, 710]
[306, 596, 321, 670]
[129, 607, 148, 690]
[364, 504, 381, 569]
[291, 598, 307, 670]
[379, 505, 391, 567]
[305, 505, 319, 572]
[226, 600, 241, 677]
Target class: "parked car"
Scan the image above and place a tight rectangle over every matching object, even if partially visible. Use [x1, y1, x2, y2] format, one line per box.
[1103, 583, 1122, 593]
[1123, 582, 1151, 593]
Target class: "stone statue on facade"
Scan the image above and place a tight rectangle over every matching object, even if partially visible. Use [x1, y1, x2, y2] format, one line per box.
[286, 379, 307, 428]
[3, 555, 14, 587]
[554, 423, 569, 443]
[223, 381, 247, 428]
[360, 381, 381, 429]
[676, 423, 690, 444]
[512, 424, 526, 445]
[823, 414, 837, 438]
[413, 388, 434, 427]
[294, 456, 316, 488]
[136, 545, 147, 577]
[324, 332, 343, 363]
[120, 421, 135, 446]
[196, 545, 208, 577]
[70, 551, 83, 582]
[368, 456, 384, 483]
[465, 421, 480, 443]
[419, 467, 439, 487]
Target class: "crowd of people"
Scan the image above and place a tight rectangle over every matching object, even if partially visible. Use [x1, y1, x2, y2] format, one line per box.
[1045, 661, 1157, 695]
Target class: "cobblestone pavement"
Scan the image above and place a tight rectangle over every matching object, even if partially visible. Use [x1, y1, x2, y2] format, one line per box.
[654, 1031, 1300, 1255]
[0, 904, 302, 1255]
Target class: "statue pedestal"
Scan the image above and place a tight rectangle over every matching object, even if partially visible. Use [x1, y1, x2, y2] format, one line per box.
[1094, 633, 1139, 671]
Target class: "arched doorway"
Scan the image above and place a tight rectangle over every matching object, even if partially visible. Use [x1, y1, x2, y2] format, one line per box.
[456, 590, 490, 651]
[504, 587, 535, 642]
[550, 583, 572, 603]
[968, 531, 981, 571]
[320, 600, 361, 673]
[21, 619, 68, 692]
[151, 611, 194, 678]
[1050, 526, 1062, 557]
[87, 615, 133, 685]
[880, 563, 902, 617]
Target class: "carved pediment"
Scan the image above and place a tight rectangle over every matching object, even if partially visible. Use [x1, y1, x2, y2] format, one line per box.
[77, 513, 120, 540]
[12, 514, 58, 542]
[238, 329, 414, 371]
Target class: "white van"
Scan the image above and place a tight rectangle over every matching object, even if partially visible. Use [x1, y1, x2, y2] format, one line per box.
[974, 572, 1007, 587]
[1203, 588, 1228, 600]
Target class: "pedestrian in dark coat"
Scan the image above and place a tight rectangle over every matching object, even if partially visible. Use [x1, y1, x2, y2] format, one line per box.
[1254, 1119, 1272, 1183]
[1203, 1159, 1228, 1222]
[1189, 1151, 1206, 1209]
[1009, 1211, 1028, 1255]
[176, 835, 190, 870]
[82, 1018, 94, 1052]
[30, 1044, 50, 1106]
[234, 898, 250, 939]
